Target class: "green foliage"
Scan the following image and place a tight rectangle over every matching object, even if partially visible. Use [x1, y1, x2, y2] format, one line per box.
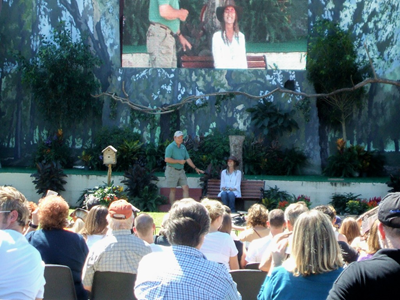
[186, 130, 230, 173]
[261, 185, 294, 210]
[345, 200, 368, 215]
[324, 139, 385, 177]
[16, 23, 102, 129]
[77, 182, 126, 208]
[246, 99, 299, 142]
[31, 161, 68, 196]
[121, 164, 166, 212]
[116, 140, 143, 171]
[237, 0, 307, 43]
[330, 193, 361, 215]
[307, 19, 365, 139]
[87, 127, 143, 171]
[143, 141, 168, 172]
[34, 129, 72, 168]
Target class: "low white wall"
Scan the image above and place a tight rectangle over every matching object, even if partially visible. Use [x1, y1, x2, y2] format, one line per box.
[0, 172, 388, 208]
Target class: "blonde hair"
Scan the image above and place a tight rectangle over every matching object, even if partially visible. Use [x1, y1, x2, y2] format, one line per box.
[201, 198, 224, 223]
[247, 203, 268, 228]
[366, 219, 381, 255]
[284, 203, 309, 225]
[219, 213, 232, 234]
[38, 195, 69, 230]
[0, 186, 30, 227]
[339, 217, 361, 244]
[80, 205, 108, 237]
[289, 210, 343, 277]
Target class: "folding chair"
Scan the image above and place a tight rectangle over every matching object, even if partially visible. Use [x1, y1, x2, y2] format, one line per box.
[230, 269, 267, 300]
[43, 264, 77, 300]
[90, 271, 137, 300]
[245, 262, 260, 270]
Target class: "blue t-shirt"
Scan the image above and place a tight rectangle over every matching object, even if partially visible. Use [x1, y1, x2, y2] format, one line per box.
[258, 266, 343, 300]
[165, 141, 189, 169]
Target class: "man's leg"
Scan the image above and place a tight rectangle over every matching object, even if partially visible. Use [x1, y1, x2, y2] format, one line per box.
[228, 192, 236, 212]
[169, 187, 176, 206]
[146, 25, 176, 68]
[182, 184, 189, 199]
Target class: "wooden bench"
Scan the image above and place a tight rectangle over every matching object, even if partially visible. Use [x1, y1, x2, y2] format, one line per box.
[180, 55, 267, 69]
[204, 179, 265, 211]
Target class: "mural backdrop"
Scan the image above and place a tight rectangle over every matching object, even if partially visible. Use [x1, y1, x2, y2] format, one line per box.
[0, 0, 400, 174]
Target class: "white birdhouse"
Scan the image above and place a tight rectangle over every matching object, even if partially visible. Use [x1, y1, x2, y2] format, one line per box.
[102, 145, 117, 165]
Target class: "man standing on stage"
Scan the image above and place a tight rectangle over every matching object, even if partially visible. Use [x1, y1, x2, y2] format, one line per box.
[165, 131, 203, 204]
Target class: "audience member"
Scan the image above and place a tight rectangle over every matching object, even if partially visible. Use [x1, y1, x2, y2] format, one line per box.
[69, 208, 88, 233]
[259, 202, 308, 273]
[79, 205, 108, 250]
[0, 186, 45, 300]
[328, 192, 400, 299]
[314, 205, 358, 263]
[258, 210, 344, 300]
[82, 200, 151, 292]
[357, 219, 381, 261]
[339, 217, 361, 244]
[26, 195, 88, 300]
[200, 198, 239, 270]
[23, 201, 39, 235]
[134, 198, 241, 299]
[134, 213, 166, 252]
[219, 212, 244, 267]
[153, 213, 171, 246]
[246, 209, 285, 264]
[239, 203, 269, 244]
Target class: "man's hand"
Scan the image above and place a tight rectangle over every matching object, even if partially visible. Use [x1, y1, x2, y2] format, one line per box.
[178, 35, 192, 52]
[195, 168, 204, 175]
[178, 8, 189, 21]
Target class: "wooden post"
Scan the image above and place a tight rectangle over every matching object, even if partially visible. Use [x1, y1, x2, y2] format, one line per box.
[229, 135, 245, 172]
[107, 164, 112, 186]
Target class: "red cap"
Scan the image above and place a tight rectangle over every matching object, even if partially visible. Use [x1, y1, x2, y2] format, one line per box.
[109, 200, 132, 219]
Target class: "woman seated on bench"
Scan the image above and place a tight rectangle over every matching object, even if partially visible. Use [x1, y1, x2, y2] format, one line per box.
[212, 0, 247, 69]
[218, 156, 242, 212]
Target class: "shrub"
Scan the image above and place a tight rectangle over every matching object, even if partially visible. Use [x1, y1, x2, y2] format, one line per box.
[121, 163, 166, 212]
[262, 185, 294, 210]
[31, 161, 68, 196]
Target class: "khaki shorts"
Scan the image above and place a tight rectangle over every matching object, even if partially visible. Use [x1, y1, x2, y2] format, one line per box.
[165, 166, 188, 188]
[146, 24, 177, 68]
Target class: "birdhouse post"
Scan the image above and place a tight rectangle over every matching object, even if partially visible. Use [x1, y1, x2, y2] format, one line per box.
[102, 145, 117, 185]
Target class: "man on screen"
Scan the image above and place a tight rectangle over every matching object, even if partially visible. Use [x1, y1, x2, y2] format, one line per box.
[147, 0, 192, 68]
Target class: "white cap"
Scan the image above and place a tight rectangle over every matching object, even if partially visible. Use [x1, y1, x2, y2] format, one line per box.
[174, 131, 184, 137]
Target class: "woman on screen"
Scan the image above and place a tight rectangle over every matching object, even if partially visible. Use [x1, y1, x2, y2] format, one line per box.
[212, 0, 247, 69]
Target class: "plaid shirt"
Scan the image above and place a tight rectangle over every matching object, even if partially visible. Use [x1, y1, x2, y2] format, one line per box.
[134, 245, 241, 300]
[82, 229, 151, 287]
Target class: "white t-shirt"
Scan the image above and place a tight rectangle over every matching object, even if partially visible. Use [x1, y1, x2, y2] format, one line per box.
[246, 233, 273, 263]
[86, 234, 106, 250]
[200, 231, 238, 269]
[0, 229, 45, 300]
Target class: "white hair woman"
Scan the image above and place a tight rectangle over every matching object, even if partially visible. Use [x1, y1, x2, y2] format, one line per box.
[258, 210, 344, 300]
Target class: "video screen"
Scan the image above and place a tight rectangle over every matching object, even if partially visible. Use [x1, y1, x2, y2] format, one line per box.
[122, 0, 308, 69]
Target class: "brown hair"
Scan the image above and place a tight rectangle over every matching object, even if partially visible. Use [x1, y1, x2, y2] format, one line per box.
[38, 195, 69, 230]
[247, 203, 268, 228]
[339, 217, 361, 244]
[201, 198, 224, 223]
[219, 213, 232, 234]
[80, 205, 108, 237]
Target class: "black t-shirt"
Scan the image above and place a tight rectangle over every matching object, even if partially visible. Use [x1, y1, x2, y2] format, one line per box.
[327, 248, 400, 300]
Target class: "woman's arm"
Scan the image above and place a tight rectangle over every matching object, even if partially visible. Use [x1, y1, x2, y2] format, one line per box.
[229, 255, 240, 270]
[233, 170, 242, 194]
[220, 170, 226, 191]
